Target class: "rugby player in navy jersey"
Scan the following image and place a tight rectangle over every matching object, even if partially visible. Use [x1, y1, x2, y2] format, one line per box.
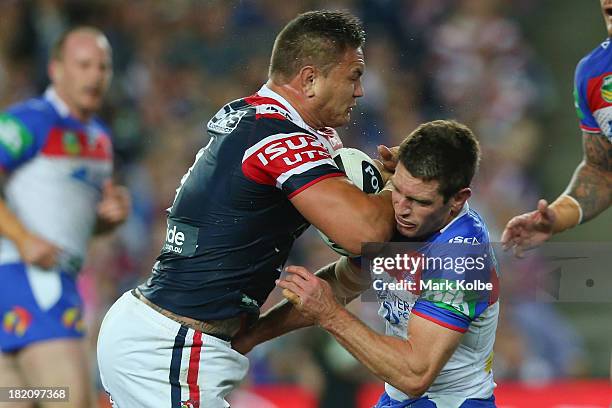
[0, 28, 130, 408]
[97, 10, 395, 408]
[239, 121, 499, 408]
[502, 0, 612, 254]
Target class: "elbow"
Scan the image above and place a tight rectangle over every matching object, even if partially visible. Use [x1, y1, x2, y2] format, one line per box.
[397, 378, 431, 399]
[403, 383, 429, 399]
[394, 371, 435, 398]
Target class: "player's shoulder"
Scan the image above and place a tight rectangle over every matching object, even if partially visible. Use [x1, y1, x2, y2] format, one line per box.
[207, 96, 252, 134]
[435, 203, 490, 245]
[576, 39, 612, 79]
[3, 95, 59, 131]
[242, 92, 312, 140]
[217, 93, 311, 138]
[207, 92, 294, 132]
[243, 93, 293, 122]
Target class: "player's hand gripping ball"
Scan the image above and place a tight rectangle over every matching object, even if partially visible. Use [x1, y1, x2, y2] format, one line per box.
[317, 148, 384, 256]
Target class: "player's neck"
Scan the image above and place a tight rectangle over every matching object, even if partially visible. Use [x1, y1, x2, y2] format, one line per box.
[441, 202, 467, 230]
[53, 88, 93, 123]
[266, 80, 324, 129]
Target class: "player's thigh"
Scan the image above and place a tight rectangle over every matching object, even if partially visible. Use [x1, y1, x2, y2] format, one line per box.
[16, 338, 92, 408]
[0, 352, 33, 408]
[98, 292, 250, 408]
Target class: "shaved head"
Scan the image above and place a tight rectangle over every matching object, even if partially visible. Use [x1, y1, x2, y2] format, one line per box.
[51, 26, 111, 61]
[48, 26, 112, 121]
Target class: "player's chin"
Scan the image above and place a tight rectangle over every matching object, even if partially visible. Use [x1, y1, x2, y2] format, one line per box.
[327, 113, 350, 128]
[82, 91, 104, 106]
[396, 223, 418, 238]
[81, 99, 103, 113]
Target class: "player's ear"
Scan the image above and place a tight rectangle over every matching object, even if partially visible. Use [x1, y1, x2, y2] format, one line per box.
[48, 60, 62, 83]
[450, 188, 471, 213]
[299, 66, 317, 97]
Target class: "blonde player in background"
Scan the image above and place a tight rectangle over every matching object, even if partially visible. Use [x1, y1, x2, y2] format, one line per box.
[0, 27, 130, 408]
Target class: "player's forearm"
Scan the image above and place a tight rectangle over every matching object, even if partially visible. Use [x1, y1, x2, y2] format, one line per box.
[0, 198, 28, 244]
[320, 307, 431, 397]
[560, 160, 612, 226]
[245, 261, 360, 348]
[338, 189, 395, 254]
[246, 298, 315, 348]
[334, 190, 394, 255]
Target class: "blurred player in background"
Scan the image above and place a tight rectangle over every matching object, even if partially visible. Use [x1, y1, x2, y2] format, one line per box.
[0, 27, 130, 408]
[238, 120, 499, 407]
[502, 0, 612, 253]
[97, 10, 395, 408]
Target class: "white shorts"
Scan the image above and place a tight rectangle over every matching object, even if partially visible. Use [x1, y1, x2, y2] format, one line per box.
[97, 291, 249, 408]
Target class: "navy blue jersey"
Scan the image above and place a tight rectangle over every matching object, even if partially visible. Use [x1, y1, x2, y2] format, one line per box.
[139, 85, 344, 321]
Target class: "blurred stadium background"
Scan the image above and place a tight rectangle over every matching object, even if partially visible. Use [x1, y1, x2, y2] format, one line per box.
[1, 0, 611, 407]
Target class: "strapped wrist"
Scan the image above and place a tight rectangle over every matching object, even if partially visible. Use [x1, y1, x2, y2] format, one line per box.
[549, 195, 583, 233]
[334, 256, 370, 299]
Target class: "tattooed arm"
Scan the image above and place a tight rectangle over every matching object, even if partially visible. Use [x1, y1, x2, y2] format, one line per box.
[502, 132, 611, 254]
[566, 132, 612, 221]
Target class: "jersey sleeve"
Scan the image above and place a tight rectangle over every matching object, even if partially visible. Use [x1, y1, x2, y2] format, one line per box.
[0, 105, 49, 172]
[413, 216, 498, 332]
[412, 299, 472, 333]
[241, 131, 344, 198]
[574, 56, 601, 133]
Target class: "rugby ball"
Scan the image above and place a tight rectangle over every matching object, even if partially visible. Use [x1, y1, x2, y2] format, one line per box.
[317, 148, 385, 256]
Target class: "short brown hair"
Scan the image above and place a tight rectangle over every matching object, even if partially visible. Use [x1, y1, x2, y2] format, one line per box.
[50, 26, 108, 61]
[269, 10, 365, 80]
[398, 120, 481, 202]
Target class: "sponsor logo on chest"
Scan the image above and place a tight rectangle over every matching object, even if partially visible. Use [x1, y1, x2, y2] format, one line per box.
[602, 75, 612, 103]
[42, 127, 112, 161]
[162, 220, 198, 257]
[255, 134, 330, 167]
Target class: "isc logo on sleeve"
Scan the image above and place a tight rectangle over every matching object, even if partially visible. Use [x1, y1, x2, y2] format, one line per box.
[162, 220, 198, 257]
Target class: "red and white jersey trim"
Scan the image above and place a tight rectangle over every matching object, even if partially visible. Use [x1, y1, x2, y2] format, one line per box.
[242, 131, 336, 188]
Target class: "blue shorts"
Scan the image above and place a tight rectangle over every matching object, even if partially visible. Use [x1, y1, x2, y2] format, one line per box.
[374, 392, 496, 408]
[0, 263, 85, 352]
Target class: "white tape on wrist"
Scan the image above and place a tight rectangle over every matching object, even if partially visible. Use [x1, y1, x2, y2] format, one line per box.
[562, 194, 584, 225]
[334, 256, 370, 298]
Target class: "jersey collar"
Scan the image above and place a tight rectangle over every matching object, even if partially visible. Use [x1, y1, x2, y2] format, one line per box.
[440, 202, 470, 234]
[44, 87, 71, 118]
[258, 84, 319, 134]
